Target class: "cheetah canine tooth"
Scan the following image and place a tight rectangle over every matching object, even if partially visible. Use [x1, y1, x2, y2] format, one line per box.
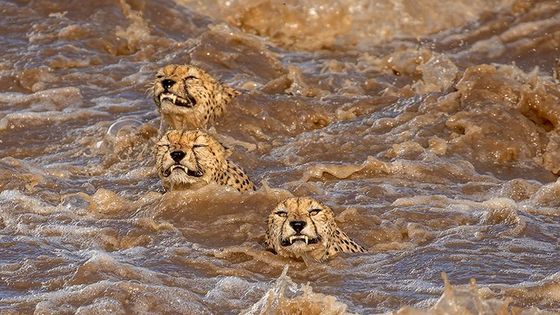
[288, 235, 310, 245]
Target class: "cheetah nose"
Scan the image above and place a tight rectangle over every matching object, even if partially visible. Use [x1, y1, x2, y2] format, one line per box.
[170, 150, 185, 162]
[289, 221, 306, 233]
[161, 79, 176, 90]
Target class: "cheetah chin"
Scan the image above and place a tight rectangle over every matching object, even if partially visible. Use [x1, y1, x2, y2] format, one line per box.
[265, 197, 366, 262]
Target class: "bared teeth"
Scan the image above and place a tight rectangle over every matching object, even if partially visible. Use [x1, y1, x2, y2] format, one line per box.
[289, 235, 310, 245]
[160, 93, 173, 102]
[159, 93, 191, 107]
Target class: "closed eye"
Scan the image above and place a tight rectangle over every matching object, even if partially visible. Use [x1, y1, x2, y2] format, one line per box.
[192, 144, 207, 149]
[275, 211, 287, 217]
[156, 74, 164, 79]
[185, 75, 198, 81]
[309, 209, 322, 216]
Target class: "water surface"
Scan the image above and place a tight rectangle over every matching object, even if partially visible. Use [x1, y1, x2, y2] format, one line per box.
[1, 0, 560, 313]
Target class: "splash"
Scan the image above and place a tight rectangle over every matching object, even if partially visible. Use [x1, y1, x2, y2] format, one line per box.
[178, 0, 515, 50]
[242, 266, 352, 315]
[395, 273, 553, 315]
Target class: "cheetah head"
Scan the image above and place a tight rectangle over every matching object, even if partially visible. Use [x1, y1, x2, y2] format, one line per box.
[155, 130, 230, 191]
[152, 64, 239, 129]
[265, 197, 365, 262]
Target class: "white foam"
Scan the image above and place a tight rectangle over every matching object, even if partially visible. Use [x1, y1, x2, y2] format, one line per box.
[0, 189, 55, 214]
[241, 266, 351, 315]
[0, 109, 105, 131]
[205, 276, 265, 308]
[0, 87, 82, 107]
[106, 118, 143, 137]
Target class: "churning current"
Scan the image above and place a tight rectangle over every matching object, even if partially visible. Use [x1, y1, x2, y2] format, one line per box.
[1, 0, 559, 314]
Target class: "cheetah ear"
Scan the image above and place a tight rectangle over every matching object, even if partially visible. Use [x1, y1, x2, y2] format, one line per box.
[223, 85, 240, 98]
[214, 84, 239, 107]
[221, 143, 233, 158]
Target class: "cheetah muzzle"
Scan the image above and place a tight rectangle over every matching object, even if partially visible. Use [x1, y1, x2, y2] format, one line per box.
[265, 197, 366, 262]
[159, 91, 196, 108]
[280, 235, 321, 247]
[162, 164, 203, 178]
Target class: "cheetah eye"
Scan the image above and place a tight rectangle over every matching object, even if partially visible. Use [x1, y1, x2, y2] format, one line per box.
[275, 211, 287, 217]
[156, 74, 164, 79]
[309, 209, 322, 216]
[185, 75, 198, 81]
[192, 144, 207, 149]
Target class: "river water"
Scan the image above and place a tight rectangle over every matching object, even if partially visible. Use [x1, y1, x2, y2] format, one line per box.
[1, 0, 559, 314]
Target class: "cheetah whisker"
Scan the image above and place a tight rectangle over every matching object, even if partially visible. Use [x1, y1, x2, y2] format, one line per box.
[145, 85, 154, 97]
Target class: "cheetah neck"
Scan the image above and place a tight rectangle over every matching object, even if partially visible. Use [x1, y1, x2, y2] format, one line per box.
[325, 228, 366, 259]
[211, 160, 255, 192]
[213, 85, 239, 110]
[159, 104, 205, 130]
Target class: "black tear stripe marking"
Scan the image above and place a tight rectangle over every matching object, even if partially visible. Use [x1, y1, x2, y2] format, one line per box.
[279, 215, 288, 249]
[307, 200, 320, 238]
[183, 91, 197, 107]
[192, 147, 203, 176]
[309, 216, 320, 244]
[157, 152, 166, 175]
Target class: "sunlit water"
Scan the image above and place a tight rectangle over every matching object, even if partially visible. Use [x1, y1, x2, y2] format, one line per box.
[1, 0, 560, 314]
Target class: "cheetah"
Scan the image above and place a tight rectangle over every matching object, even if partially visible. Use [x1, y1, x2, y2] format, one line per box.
[265, 197, 366, 262]
[152, 64, 239, 131]
[155, 130, 255, 192]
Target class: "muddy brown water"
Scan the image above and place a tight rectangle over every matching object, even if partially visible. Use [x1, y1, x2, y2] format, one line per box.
[1, 0, 560, 314]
